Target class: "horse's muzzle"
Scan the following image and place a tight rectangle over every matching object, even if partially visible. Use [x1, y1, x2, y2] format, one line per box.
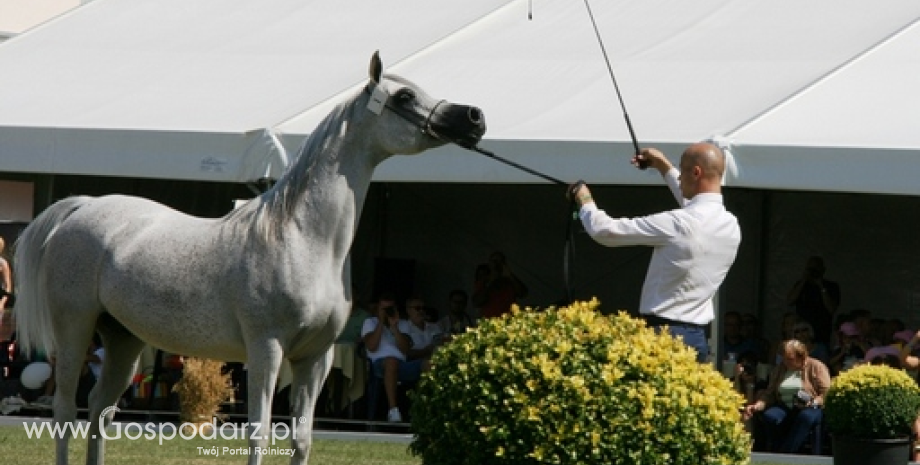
[429, 104, 486, 149]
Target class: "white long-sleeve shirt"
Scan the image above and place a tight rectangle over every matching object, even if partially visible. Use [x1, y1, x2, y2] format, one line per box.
[579, 168, 741, 325]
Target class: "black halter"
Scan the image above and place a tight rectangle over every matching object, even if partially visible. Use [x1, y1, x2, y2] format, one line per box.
[363, 84, 448, 142]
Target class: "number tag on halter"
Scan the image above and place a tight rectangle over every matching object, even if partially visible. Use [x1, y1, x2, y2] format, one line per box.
[367, 85, 388, 115]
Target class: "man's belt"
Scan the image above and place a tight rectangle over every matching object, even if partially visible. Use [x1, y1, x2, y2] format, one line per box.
[643, 314, 709, 329]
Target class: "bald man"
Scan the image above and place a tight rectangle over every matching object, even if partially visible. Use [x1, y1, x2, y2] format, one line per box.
[569, 143, 741, 362]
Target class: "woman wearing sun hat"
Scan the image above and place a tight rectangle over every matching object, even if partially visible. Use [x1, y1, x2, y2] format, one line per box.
[828, 321, 869, 375]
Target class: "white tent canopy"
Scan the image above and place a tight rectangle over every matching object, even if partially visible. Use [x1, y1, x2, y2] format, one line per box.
[1, 0, 919, 195]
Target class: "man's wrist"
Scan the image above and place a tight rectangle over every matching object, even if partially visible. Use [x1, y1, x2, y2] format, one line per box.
[577, 193, 593, 206]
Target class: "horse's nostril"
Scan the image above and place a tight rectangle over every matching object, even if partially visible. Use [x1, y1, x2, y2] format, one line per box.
[468, 107, 483, 124]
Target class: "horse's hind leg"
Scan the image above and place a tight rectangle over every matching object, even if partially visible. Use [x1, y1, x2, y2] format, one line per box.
[86, 317, 146, 465]
[288, 348, 334, 465]
[50, 321, 97, 465]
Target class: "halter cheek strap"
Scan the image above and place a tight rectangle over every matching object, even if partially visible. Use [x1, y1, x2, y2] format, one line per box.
[363, 84, 446, 140]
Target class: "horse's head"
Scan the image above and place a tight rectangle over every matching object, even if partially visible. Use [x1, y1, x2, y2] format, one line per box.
[363, 52, 486, 155]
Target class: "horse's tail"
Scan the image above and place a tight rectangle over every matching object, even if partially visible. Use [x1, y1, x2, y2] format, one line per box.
[13, 196, 93, 357]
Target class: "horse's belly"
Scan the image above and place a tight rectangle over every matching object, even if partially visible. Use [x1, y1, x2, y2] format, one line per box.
[108, 308, 248, 362]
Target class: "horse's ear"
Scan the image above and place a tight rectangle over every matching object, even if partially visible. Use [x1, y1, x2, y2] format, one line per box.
[369, 51, 382, 84]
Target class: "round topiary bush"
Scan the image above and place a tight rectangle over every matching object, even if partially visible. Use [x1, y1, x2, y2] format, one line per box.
[409, 299, 750, 465]
[825, 364, 920, 439]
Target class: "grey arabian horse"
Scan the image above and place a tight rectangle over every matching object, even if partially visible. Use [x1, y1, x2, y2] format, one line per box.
[14, 52, 485, 465]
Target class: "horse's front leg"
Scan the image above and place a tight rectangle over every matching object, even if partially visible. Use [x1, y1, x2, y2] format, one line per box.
[288, 347, 334, 464]
[245, 341, 283, 465]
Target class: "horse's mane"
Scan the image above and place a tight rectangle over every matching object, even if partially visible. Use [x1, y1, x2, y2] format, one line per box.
[227, 87, 366, 241]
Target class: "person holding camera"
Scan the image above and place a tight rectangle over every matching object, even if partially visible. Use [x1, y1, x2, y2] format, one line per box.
[787, 256, 840, 346]
[568, 143, 741, 363]
[360, 294, 430, 423]
[742, 339, 831, 453]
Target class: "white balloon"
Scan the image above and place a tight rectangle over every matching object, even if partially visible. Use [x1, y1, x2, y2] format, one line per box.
[20, 362, 52, 390]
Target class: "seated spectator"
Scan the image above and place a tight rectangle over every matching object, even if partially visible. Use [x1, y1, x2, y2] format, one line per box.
[850, 308, 879, 347]
[828, 321, 868, 375]
[769, 313, 801, 365]
[899, 330, 920, 370]
[719, 311, 759, 368]
[869, 317, 891, 347]
[403, 296, 444, 362]
[437, 289, 477, 338]
[740, 313, 770, 363]
[361, 294, 429, 423]
[743, 339, 830, 454]
[732, 351, 767, 434]
[792, 321, 829, 366]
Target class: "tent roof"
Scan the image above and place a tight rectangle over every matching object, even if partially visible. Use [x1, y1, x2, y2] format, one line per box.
[1, 0, 919, 194]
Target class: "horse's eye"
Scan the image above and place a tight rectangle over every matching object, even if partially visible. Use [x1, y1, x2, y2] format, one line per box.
[396, 89, 416, 105]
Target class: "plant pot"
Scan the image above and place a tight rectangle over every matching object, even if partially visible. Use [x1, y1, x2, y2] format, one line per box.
[832, 435, 911, 465]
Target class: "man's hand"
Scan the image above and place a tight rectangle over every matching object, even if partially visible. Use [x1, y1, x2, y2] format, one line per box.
[566, 180, 586, 201]
[633, 148, 672, 174]
[566, 180, 594, 207]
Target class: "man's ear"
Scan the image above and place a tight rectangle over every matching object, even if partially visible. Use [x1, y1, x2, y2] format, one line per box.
[369, 51, 382, 84]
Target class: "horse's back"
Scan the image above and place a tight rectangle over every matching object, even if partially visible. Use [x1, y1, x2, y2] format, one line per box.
[34, 195, 252, 354]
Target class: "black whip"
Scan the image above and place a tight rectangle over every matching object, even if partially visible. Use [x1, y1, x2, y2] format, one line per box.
[582, 0, 646, 168]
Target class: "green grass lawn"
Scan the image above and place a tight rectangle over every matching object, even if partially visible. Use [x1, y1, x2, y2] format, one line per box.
[0, 425, 422, 465]
[0, 422, 809, 465]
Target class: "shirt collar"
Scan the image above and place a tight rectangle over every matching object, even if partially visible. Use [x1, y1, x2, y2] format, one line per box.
[688, 192, 724, 205]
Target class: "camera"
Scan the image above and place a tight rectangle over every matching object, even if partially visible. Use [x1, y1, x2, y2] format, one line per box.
[794, 390, 813, 407]
[739, 362, 756, 376]
[383, 305, 397, 317]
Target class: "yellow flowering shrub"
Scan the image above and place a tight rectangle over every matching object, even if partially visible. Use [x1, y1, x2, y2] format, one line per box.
[409, 299, 750, 465]
[824, 364, 920, 439]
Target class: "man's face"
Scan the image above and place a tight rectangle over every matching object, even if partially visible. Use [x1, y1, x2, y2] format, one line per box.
[407, 300, 426, 324]
[723, 315, 741, 338]
[489, 252, 505, 271]
[805, 258, 825, 279]
[449, 294, 467, 312]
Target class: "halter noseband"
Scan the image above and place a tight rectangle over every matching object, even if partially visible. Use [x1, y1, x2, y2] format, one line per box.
[363, 84, 450, 143]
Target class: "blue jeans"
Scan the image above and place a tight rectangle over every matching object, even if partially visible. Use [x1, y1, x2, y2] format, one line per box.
[761, 404, 823, 453]
[654, 324, 709, 363]
[372, 357, 423, 382]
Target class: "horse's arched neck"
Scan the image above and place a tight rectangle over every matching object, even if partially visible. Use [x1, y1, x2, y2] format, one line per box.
[267, 103, 386, 244]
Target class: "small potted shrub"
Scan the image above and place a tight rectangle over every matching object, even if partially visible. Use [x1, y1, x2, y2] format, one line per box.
[824, 364, 920, 465]
[409, 299, 750, 465]
[172, 357, 234, 434]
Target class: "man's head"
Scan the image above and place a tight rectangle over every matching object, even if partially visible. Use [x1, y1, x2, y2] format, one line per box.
[805, 256, 826, 279]
[722, 311, 742, 340]
[448, 289, 468, 314]
[678, 142, 726, 199]
[406, 297, 427, 325]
